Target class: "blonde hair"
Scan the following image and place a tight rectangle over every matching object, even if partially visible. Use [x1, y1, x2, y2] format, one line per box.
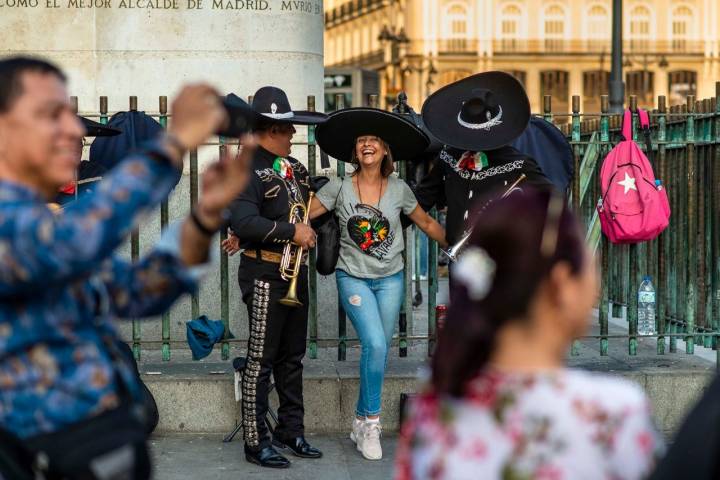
[350, 138, 395, 177]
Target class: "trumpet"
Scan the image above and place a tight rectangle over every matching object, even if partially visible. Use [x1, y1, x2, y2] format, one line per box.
[279, 192, 314, 307]
[441, 174, 527, 263]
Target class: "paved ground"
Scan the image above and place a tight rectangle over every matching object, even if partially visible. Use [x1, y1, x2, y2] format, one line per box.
[150, 434, 397, 480]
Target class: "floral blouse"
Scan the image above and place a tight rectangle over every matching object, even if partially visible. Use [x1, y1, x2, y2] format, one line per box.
[395, 369, 664, 480]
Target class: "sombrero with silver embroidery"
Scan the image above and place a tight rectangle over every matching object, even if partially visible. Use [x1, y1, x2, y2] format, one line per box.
[250, 86, 327, 126]
[421, 71, 530, 152]
[315, 108, 430, 163]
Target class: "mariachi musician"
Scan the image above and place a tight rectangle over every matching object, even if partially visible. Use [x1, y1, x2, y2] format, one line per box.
[228, 86, 327, 469]
[414, 72, 554, 264]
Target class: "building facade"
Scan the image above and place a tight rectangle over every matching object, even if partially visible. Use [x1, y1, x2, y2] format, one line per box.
[324, 0, 720, 114]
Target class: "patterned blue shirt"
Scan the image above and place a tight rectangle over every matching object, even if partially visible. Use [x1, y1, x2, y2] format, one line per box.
[0, 142, 201, 439]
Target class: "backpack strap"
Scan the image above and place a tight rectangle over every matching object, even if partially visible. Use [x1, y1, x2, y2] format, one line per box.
[621, 109, 633, 141]
[638, 109, 656, 169]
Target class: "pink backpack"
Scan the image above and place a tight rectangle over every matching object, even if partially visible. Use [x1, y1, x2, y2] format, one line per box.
[597, 109, 670, 244]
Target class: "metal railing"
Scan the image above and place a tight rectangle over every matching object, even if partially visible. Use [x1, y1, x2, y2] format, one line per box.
[554, 83, 720, 363]
[77, 81, 719, 367]
[490, 39, 707, 54]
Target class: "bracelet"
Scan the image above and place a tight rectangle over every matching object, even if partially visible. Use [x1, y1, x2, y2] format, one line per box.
[190, 208, 216, 237]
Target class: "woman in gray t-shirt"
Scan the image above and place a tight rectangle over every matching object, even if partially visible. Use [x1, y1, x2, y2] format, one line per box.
[311, 108, 447, 461]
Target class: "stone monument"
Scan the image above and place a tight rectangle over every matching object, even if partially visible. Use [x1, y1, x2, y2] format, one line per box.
[0, 0, 324, 113]
[0, 1, 340, 357]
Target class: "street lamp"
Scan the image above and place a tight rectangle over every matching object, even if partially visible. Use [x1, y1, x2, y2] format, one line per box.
[377, 25, 411, 106]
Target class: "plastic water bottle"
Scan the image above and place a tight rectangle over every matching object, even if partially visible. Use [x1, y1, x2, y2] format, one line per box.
[637, 276, 656, 335]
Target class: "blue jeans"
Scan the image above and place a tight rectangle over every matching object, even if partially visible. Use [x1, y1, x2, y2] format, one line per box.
[336, 269, 405, 417]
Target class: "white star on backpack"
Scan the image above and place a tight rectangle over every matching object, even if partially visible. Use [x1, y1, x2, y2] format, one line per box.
[618, 172, 637, 194]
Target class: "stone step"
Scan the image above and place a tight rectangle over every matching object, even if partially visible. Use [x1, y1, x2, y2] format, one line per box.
[142, 349, 714, 437]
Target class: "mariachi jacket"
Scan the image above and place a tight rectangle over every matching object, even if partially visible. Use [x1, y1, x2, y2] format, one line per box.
[229, 146, 311, 254]
[414, 146, 553, 245]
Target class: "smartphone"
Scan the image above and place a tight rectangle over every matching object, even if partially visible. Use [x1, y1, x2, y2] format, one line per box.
[218, 94, 257, 137]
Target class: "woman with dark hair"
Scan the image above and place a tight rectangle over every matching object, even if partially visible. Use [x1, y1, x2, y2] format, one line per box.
[395, 189, 663, 480]
[311, 108, 447, 461]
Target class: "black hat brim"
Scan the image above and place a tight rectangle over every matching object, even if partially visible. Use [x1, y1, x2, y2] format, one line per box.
[316, 108, 430, 163]
[80, 116, 121, 137]
[421, 71, 530, 151]
[253, 110, 328, 126]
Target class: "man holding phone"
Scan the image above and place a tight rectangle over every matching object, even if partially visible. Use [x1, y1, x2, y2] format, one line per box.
[0, 56, 255, 479]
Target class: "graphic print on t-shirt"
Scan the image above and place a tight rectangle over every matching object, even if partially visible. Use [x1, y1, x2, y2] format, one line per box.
[346, 203, 395, 260]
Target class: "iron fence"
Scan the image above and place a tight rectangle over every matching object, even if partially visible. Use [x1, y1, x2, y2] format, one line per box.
[73, 81, 720, 367]
[556, 83, 720, 363]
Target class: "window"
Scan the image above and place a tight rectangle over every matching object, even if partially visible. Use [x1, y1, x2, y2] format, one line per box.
[327, 38, 336, 64]
[540, 70, 569, 122]
[668, 70, 697, 106]
[671, 5, 693, 52]
[628, 5, 651, 52]
[583, 70, 609, 112]
[439, 70, 473, 87]
[500, 4, 523, 51]
[626, 70, 655, 108]
[544, 5, 566, 52]
[444, 4, 469, 52]
[352, 29, 361, 59]
[587, 5, 609, 49]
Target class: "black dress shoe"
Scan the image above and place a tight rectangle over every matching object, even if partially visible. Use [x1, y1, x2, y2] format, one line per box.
[272, 435, 323, 459]
[244, 444, 290, 468]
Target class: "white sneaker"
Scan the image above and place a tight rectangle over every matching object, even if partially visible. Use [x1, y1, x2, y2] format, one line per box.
[350, 418, 364, 445]
[358, 420, 382, 460]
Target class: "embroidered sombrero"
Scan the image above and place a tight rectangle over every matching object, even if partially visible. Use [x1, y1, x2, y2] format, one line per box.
[421, 71, 530, 152]
[250, 86, 328, 126]
[315, 108, 430, 163]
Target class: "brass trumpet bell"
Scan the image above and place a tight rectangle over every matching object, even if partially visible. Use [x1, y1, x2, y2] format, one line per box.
[278, 192, 314, 307]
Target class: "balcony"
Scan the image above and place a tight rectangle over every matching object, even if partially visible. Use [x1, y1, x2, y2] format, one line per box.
[437, 39, 479, 55]
[324, 0, 389, 27]
[329, 49, 385, 68]
[491, 39, 705, 55]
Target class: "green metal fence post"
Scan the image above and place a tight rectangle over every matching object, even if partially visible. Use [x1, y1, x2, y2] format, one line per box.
[570, 95, 581, 356]
[543, 95, 552, 124]
[159, 96, 172, 361]
[713, 85, 720, 345]
[427, 207, 438, 356]
[189, 147, 200, 322]
[657, 96, 667, 355]
[696, 100, 709, 347]
[394, 95, 409, 358]
[599, 95, 610, 356]
[335, 93, 347, 361]
[668, 105, 680, 352]
[701, 99, 713, 346]
[685, 95, 697, 354]
[218, 126, 230, 361]
[627, 98, 638, 356]
[129, 96, 142, 360]
[307, 95, 319, 360]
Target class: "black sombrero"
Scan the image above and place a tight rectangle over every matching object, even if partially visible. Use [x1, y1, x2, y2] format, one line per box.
[315, 108, 430, 163]
[421, 71, 530, 152]
[79, 116, 121, 137]
[250, 86, 327, 126]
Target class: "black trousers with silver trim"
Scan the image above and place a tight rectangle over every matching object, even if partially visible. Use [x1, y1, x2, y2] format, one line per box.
[237, 257, 309, 450]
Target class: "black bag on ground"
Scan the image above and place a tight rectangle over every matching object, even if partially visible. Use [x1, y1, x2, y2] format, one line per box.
[0, 405, 151, 480]
[24, 405, 151, 480]
[114, 340, 160, 436]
